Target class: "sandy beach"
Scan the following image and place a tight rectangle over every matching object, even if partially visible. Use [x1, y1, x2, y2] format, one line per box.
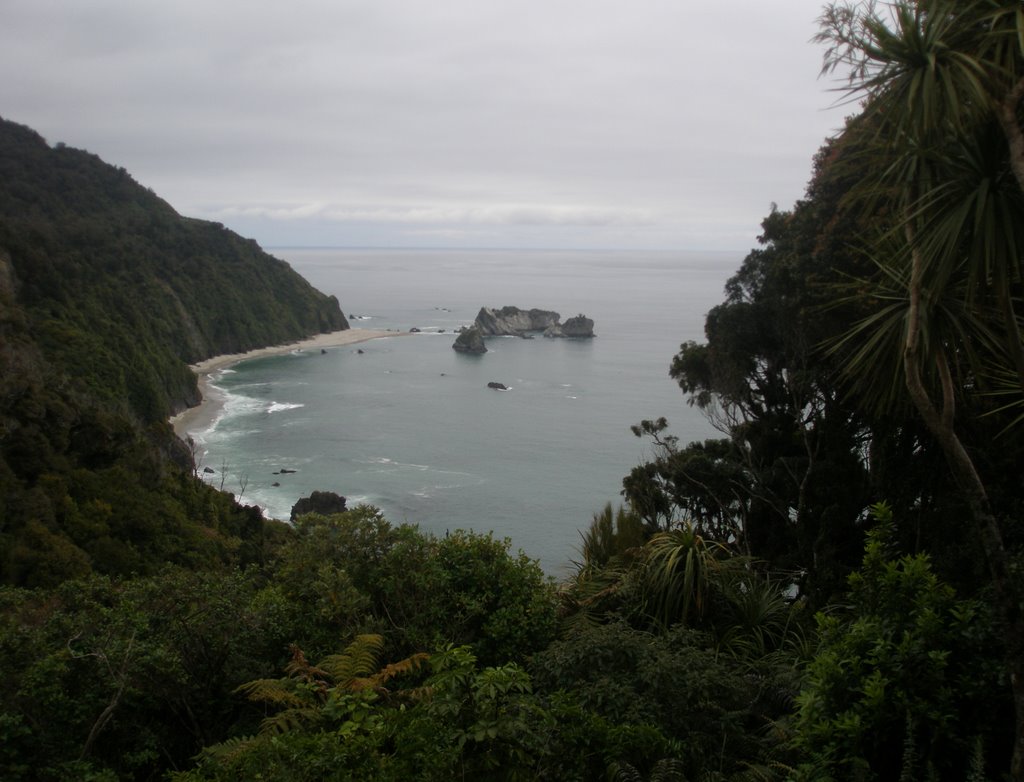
[170, 327, 400, 440]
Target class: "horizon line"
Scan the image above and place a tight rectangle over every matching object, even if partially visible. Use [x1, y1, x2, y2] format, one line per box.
[263, 244, 749, 253]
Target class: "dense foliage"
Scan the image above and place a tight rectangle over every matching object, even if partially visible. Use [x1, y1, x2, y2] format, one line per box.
[0, 510, 557, 781]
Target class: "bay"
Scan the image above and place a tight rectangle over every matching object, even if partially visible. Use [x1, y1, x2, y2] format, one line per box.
[193, 248, 739, 575]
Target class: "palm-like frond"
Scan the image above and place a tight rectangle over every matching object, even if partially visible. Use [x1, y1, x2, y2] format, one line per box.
[826, 233, 1007, 417]
[980, 356, 1024, 433]
[716, 577, 794, 659]
[558, 556, 636, 632]
[825, 260, 913, 415]
[817, 0, 996, 136]
[640, 526, 740, 629]
[910, 120, 1024, 296]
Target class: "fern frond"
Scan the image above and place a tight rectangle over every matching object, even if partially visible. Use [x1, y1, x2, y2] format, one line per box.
[320, 633, 385, 685]
[284, 644, 330, 684]
[234, 678, 307, 708]
[319, 654, 358, 686]
[259, 706, 322, 735]
[406, 684, 434, 702]
[373, 652, 430, 686]
[345, 633, 386, 675]
[197, 734, 258, 766]
[607, 761, 643, 782]
[648, 758, 687, 782]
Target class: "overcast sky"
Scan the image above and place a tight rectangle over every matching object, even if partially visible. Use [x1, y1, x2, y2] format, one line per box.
[1, 1, 847, 250]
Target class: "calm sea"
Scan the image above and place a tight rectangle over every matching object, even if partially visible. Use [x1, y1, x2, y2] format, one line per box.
[193, 248, 739, 575]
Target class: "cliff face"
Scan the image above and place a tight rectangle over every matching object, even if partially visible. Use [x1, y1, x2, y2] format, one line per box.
[474, 306, 561, 336]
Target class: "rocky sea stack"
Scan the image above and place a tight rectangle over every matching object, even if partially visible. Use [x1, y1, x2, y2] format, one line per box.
[451, 306, 595, 352]
[544, 314, 595, 338]
[290, 490, 348, 520]
[452, 326, 487, 354]
[474, 306, 560, 336]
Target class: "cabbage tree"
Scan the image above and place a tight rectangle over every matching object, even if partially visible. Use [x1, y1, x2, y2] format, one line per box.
[817, 1, 1024, 775]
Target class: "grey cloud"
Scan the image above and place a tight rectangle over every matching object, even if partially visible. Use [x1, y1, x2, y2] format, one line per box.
[1, 0, 844, 250]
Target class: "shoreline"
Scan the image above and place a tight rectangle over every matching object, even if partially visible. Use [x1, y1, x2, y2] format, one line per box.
[170, 327, 401, 440]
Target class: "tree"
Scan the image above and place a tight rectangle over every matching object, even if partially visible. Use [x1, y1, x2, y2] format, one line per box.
[0, 568, 303, 780]
[816, 2, 1024, 773]
[634, 184, 880, 603]
[268, 508, 558, 665]
[531, 620, 796, 780]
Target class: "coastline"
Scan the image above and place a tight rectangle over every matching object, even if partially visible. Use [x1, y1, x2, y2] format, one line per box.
[170, 327, 401, 440]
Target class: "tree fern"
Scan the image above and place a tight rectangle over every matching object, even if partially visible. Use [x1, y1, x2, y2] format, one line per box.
[194, 734, 258, 767]
[233, 678, 308, 709]
[232, 634, 429, 737]
[319, 633, 386, 688]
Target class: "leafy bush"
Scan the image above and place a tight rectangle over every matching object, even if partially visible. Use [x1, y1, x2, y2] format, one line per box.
[792, 505, 1008, 780]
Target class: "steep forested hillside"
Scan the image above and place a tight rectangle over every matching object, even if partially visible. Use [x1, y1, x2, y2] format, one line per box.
[0, 117, 347, 586]
[0, 117, 347, 419]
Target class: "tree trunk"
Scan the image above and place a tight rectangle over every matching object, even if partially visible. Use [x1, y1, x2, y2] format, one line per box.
[904, 242, 1024, 779]
[998, 76, 1024, 196]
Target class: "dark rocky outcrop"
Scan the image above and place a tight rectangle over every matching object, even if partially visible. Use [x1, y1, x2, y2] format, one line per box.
[544, 314, 595, 338]
[454, 306, 595, 352]
[487, 382, 509, 390]
[474, 306, 561, 336]
[452, 326, 487, 354]
[290, 490, 348, 521]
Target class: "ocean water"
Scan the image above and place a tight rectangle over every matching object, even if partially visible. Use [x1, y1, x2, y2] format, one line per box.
[192, 248, 739, 575]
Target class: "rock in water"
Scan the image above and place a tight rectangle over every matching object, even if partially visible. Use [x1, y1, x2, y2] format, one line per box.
[487, 381, 509, 390]
[290, 490, 348, 520]
[474, 306, 560, 335]
[452, 326, 487, 354]
[545, 313, 595, 338]
[563, 314, 595, 337]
